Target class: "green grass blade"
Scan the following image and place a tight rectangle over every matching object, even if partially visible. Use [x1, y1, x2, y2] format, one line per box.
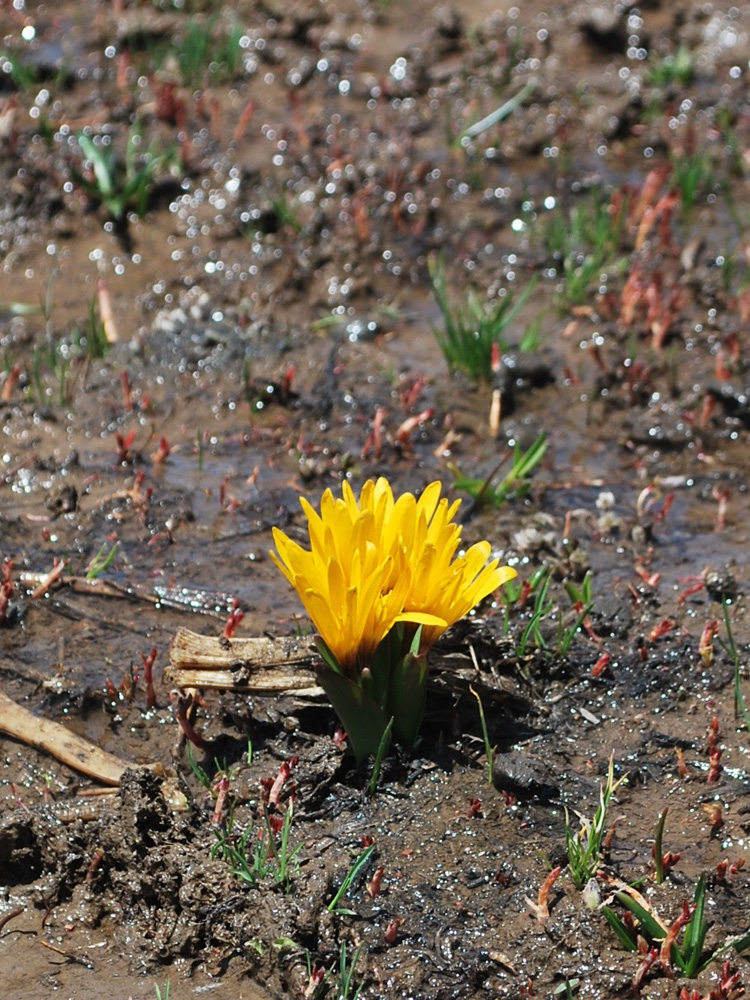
[601, 906, 638, 953]
[613, 891, 666, 942]
[77, 134, 114, 199]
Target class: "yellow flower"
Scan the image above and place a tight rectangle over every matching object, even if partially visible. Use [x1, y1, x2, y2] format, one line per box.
[271, 481, 436, 672]
[271, 477, 515, 670]
[399, 486, 517, 649]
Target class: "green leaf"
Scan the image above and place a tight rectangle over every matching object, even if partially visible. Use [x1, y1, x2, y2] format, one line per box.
[682, 874, 709, 976]
[314, 635, 341, 674]
[613, 891, 666, 942]
[602, 906, 638, 953]
[387, 649, 430, 744]
[315, 663, 391, 762]
[78, 134, 114, 199]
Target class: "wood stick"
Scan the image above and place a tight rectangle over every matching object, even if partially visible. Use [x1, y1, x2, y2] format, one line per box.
[167, 627, 318, 692]
[0, 691, 135, 785]
[166, 628, 529, 710]
[0, 691, 187, 809]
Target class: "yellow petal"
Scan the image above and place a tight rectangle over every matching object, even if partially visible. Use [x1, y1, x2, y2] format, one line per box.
[393, 611, 447, 627]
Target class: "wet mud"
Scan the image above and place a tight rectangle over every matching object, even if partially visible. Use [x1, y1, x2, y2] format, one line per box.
[2, 1, 750, 997]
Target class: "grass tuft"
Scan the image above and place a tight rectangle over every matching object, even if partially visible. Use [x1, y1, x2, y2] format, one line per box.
[429, 253, 538, 379]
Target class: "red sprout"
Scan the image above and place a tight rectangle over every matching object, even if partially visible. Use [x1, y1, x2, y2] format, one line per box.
[85, 848, 105, 882]
[121, 370, 133, 411]
[361, 406, 387, 460]
[648, 618, 676, 641]
[223, 600, 244, 639]
[712, 486, 730, 531]
[267, 756, 298, 808]
[591, 652, 611, 677]
[527, 866, 561, 924]
[699, 621, 719, 665]
[1, 363, 21, 402]
[211, 772, 230, 826]
[366, 866, 385, 899]
[302, 963, 325, 999]
[632, 945, 660, 992]
[466, 798, 483, 818]
[151, 437, 172, 464]
[0, 559, 14, 625]
[114, 429, 136, 464]
[707, 746, 723, 784]
[703, 802, 724, 831]
[140, 647, 158, 709]
[174, 693, 211, 751]
[383, 918, 403, 945]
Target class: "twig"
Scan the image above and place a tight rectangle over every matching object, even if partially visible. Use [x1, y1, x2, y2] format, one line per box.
[0, 691, 186, 809]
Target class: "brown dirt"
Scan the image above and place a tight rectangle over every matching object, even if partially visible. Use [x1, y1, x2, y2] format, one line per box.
[2, 1, 750, 997]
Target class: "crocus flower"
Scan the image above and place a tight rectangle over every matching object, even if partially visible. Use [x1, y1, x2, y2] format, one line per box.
[271, 477, 516, 759]
[271, 481, 441, 672]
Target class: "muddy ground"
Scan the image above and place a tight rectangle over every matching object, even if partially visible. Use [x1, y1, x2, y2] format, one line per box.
[2, 1, 750, 997]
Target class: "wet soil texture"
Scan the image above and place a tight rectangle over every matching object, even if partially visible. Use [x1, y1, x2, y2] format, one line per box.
[2, 1, 750, 998]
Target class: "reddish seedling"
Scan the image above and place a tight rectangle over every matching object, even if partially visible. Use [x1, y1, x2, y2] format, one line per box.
[278, 365, 295, 404]
[394, 407, 435, 451]
[679, 961, 745, 1000]
[713, 857, 745, 884]
[114, 429, 136, 464]
[223, 600, 244, 639]
[139, 647, 158, 709]
[708, 716, 720, 748]
[712, 486, 730, 531]
[592, 651, 611, 677]
[633, 945, 661, 991]
[1, 363, 21, 401]
[699, 621, 719, 664]
[153, 80, 188, 129]
[211, 772, 230, 826]
[361, 406, 387, 460]
[261, 756, 298, 810]
[699, 393, 717, 429]
[97, 277, 120, 344]
[466, 797, 483, 818]
[715, 347, 732, 381]
[366, 866, 384, 899]
[652, 806, 680, 883]
[9, 781, 31, 816]
[383, 918, 404, 945]
[703, 802, 724, 831]
[150, 437, 172, 464]
[232, 99, 256, 144]
[526, 865, 561, 925]
[648, 618, 676, 641]
[678, 576, 705, 605]
[659, 900, 696, 976]
[174, 692, 211, 751]
[219, 478, 240, 511]
[302, 964, 325, 999]
[85, 848, 105, 882]
[399, 374, 426, 411]
[0, 559, 15, 626]
[707, 747, 723, 784]
[634, 560, 661, 588]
